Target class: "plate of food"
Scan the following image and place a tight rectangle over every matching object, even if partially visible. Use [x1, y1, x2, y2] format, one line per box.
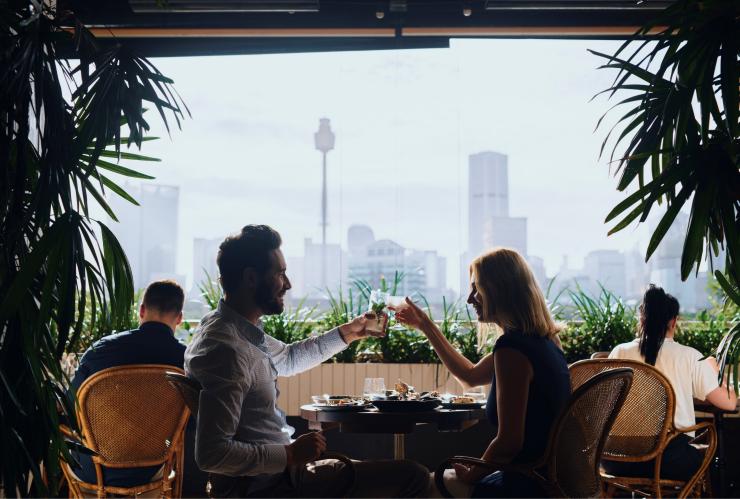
[440, 395, 486, 409]
[370, 380, 441, 412]
[311, 395, 372, 412]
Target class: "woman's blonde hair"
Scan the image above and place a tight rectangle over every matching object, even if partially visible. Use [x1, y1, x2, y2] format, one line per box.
[470, 247, 562, 338]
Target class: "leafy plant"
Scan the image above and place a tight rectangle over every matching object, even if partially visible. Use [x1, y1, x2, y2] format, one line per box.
[675, 313, 727, 358]
[73, 291, 142, 354]
[262, 299, 317, 344]
[198, 269, 223, 311]
[591, 0, 739, 388]
[319, 287, 366, 363]
[559, 325, 598, 364]
[0, 4, 186, 494]
[561, 285, 637, 362]
[353, 271, 405, 301]
[358, 327, 436, 364]
[545, 276, 568, 322]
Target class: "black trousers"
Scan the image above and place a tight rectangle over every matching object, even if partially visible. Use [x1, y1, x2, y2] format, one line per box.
[209, 459, 430, 498]
[601, 434, 703, 481]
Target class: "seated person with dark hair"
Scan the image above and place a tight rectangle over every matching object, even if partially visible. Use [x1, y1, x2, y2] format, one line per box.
[186, 225, 430, 498]
[70, 280, 207, 496]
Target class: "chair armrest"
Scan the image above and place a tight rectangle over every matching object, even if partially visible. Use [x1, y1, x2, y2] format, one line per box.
[673, 421, 714, 436]
[59, 424, 81, 443]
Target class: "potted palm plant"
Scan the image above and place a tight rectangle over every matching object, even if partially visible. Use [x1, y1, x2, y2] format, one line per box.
[592, 0, 739, 391]
[0, 2, 186, 494]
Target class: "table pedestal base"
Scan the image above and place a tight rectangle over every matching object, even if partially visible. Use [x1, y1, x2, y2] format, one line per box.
[393, 433, 405, 459]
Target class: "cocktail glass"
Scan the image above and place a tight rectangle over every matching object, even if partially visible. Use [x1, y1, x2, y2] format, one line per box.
[366, 290, 389, 334]
[386, 295, 409, 331]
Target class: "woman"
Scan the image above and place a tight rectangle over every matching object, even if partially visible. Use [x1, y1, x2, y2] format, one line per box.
[605, 284, 737, 480]
[394, 248, 570, 497]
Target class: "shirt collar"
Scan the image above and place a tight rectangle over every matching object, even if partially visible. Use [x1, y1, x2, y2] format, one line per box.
[138, 321, 175, 335]
[217, 298, 266, 346]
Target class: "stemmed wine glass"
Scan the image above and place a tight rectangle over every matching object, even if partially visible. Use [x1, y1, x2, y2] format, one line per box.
[386, 295, 410, 331]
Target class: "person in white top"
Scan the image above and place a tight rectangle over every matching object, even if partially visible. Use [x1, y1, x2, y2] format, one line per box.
[605, 284, 736, 480]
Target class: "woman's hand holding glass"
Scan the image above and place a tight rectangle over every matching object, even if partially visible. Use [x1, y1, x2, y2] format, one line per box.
[390, 297, 432, 331]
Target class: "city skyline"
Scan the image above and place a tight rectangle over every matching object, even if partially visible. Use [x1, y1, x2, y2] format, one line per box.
[98, 39, 721, 311]
[112, 160, 715, 312]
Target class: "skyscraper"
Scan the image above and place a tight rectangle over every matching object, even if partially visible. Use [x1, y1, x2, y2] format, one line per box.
[584, 250, 626, 298]
[463, 151, 531, 295]
[468, 151, 509, 258]
[192, 237, 222, 293]
[648, 211, 710, 311]
[347, 225, 447, 301]
[108, 182, 179, 291]
[483, 216, 527, 257]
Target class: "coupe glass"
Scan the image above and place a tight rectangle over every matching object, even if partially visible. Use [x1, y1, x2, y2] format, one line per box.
[386, 295, 409, 331]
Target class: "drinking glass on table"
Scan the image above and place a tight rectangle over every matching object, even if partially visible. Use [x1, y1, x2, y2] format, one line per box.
[463, 385, 487, 402]
[363, 378, 386, 400]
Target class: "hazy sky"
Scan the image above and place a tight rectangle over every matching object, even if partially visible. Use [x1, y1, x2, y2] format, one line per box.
[112, 38, 659, 291]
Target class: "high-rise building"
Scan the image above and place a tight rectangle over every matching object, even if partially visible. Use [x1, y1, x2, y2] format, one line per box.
[526, 255, 548, 292]
[483, 216, 528, 257]
[584, 250, 626, 298]
[347, 225, 447, 301]
[468, 151, 509, 258]
[301, 237, 345, 297]
[108, 182, 179, 291]
[648, 211, 710, 311]
[192, 237, 222, 293]
[624, 247, 648, 302]
[464, 151, 534, 296]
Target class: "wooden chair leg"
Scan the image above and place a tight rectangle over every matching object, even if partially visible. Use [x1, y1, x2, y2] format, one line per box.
[605, 483, 617, 498]
[700, 472, 712, 499]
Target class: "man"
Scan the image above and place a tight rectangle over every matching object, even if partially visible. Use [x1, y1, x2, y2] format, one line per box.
[70, 280, 207, 496]
[185, 225, 429, 497]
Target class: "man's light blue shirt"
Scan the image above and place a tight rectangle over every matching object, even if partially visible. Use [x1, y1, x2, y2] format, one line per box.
[184, 299, 347, 478]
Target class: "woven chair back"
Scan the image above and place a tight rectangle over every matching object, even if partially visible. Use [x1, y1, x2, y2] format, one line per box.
[545, 368, 633, 497]
[569, 359, 675, 460]
[76, 365, 190, 468]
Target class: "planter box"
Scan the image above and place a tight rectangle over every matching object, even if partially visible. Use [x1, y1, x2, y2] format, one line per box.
[277, 363, 474, 416]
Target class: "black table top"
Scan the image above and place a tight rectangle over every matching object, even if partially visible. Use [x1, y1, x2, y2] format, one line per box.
[300, 404, 488, 434]
[693, 398, 740, 416]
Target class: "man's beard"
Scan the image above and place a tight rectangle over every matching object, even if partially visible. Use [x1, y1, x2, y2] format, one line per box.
[255, 278, 284, 315]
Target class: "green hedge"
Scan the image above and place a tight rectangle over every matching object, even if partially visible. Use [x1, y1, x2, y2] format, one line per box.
[85, 278, 728, 366]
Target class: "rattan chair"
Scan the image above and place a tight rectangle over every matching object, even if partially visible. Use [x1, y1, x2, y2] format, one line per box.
[165, 371, 358, 498]
[569, 359, 717, 498]
[60, 365, 191, 498]
[434, 368, 633, 498]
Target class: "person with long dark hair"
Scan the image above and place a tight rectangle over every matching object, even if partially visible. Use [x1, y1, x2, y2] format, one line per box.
[605, 284, 737, 479]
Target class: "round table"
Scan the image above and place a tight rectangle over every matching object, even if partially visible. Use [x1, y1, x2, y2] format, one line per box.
[300, 404, 487, 459]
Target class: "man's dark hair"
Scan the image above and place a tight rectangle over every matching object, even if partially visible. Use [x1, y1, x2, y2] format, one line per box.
[217, 225, 282, 295]
[142, 280, 185, 315]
